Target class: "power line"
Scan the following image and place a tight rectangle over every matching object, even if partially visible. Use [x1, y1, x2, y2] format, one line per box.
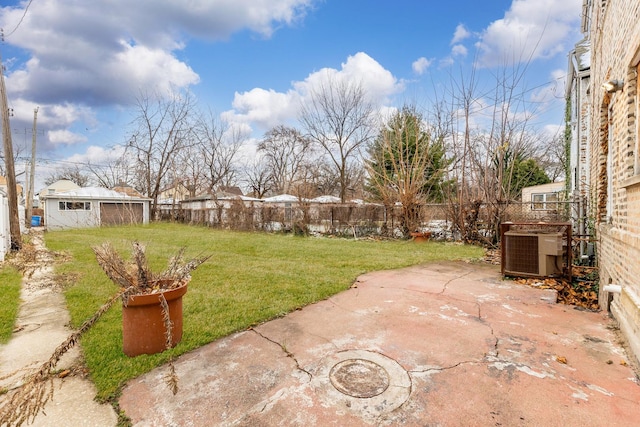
[2, 0, 35, 39]
[15, 156, 124, 170]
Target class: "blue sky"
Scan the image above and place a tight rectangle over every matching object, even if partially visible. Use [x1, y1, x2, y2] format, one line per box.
[0, 0, 583, 187]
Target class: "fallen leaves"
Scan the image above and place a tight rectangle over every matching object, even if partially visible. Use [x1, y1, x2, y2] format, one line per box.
[513, 266, 599, 311]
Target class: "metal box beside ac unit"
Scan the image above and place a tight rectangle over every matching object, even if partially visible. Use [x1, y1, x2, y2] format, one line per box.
[503, 231, 564, 277]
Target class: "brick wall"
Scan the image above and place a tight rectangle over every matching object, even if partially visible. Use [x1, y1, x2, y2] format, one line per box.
[589, 0, 640, 366]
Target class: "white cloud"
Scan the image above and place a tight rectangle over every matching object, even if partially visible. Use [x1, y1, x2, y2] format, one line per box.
[475, 0, 582, 67]
[66, 145, 126, 165]
[6, 98, 97, 151]
[0, 0, 314, 155]
[1, 0, 312, 106]
[451, 24, 471, 44]
[224, 52, 403, 132]
[439, 57, 455, 68]
[451, 44, 468, 57]
[222, 88, 300, 130]
[551, 68, 567, 95]
[543, 124, 562, 138]
[412, 57, 432, 75]
[530, 69, 567, 105]
[47, 129, 87, 146]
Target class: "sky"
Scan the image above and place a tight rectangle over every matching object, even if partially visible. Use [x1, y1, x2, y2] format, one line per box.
[0, 0, 583, 189]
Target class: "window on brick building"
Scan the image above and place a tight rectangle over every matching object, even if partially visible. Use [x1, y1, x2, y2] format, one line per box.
[597, 94, 611, 223]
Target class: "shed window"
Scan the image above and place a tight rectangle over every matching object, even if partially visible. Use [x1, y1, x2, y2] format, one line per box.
[59, 201, 91, 211]
[531, 193, 559, 210]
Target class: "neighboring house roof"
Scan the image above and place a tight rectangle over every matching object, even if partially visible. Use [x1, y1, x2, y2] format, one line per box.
[112, 185, 145, 197]
[159, 181, 190, 193]
[310, 195, 341, 203]
[39, 179, 80, 195]
[0, 176, 24, 196]
[219, 186, 244, 196]
[231, 195, 262, 202]
[41, 187, 151, 201]
[182, 193, 262, 203]
[157, 198, 178, 205]
[263, 194, 300, 203]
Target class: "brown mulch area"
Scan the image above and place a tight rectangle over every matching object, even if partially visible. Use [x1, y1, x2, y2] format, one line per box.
[484, 249, 600, 311]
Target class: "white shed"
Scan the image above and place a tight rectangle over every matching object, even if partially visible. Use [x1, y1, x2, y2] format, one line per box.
[521, 182, 566, 212]
[40, 187, 151, 231]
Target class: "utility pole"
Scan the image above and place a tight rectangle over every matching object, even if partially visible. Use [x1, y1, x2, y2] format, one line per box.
[25, 107, 38, 228]
[0, 48, 21, 250]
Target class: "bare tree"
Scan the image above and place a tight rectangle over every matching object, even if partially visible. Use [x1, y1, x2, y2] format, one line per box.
[83, 146, 136, 189]
[258, 125, 313, 194]
[306, 157, 342, 197]
[171, 141, 205, 198]
[195, 111, 243, 193]
[44, 165, 91, 187]
[128, 90, 196, 217]
[299, 76, 376, 202]
[242, 157, 273, 198]
[539, 131, 567, 182]
[440, 59, 553, 244]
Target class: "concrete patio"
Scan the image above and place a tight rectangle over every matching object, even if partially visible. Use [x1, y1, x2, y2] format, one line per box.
[119, 261, 640, 426]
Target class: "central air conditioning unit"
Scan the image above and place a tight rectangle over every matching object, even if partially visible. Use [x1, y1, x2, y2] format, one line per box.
[503, 231, 564, 277]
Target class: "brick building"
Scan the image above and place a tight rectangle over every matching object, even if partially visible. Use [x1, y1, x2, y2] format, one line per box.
[581, 0, 640, 366]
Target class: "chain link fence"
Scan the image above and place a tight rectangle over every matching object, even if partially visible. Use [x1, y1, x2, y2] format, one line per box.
[163, 199, 583, 242]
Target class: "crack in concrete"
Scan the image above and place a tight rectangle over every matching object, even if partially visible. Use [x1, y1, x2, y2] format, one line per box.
[479, 303, 500, 358]
[438, 270, 473, 294]
[491, 333, 500, 358]
[250, 328, 313, 381]
[410, 359, 480, 375]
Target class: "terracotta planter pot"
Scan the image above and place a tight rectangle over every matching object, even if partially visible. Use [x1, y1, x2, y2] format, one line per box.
[410, 231, 432, 242]
[122, 282, 188, 357]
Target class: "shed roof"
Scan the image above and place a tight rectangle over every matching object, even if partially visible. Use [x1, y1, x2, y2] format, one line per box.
[522, 181, 565, 193]
[41, 187, 151, 201]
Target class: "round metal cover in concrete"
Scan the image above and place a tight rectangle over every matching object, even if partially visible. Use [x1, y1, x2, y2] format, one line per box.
[312, 349, 411, 420]
[330, 358, 390, 398]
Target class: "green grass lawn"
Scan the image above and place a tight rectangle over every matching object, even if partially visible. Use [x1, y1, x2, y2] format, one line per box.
[44, 222, 483, 401]
[0, 266, 22, 343]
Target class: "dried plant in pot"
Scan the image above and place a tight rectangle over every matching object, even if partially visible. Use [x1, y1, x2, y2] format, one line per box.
[93, 242, 210, 357]
[0, 242, 209, 426]
[409, 231, 432, 242]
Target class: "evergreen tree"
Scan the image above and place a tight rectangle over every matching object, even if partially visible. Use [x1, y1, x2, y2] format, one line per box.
[366, 106, 451, 235]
